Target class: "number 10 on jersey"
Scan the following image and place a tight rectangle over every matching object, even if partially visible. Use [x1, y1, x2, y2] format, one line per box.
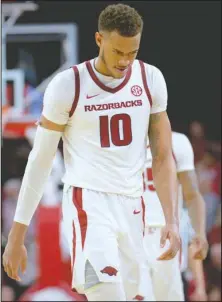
[99, 113, 132, 147]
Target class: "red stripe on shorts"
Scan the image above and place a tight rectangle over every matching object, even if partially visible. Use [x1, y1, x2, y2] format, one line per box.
[141, 197, 146, 236]
[72, 221, 76, 271]
[72, 187, 88, 249]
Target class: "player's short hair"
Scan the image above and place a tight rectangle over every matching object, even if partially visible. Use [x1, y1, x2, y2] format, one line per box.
[98, 4, 143, 37]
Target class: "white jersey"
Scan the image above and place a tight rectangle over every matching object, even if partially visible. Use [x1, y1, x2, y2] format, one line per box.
[43, 58, 167, 197]
[143, 131, 195, 226]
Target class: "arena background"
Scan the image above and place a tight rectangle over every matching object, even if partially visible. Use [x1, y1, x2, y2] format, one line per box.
[1, 1, 221, 301]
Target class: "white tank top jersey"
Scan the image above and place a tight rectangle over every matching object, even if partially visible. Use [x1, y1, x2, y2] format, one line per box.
[143, 131, 195, 226]
[42, 58, 167, 197]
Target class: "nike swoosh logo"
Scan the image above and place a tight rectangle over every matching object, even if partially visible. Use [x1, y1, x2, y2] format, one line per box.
[86, 93, 100, 99]
[133, 210, 141, 215]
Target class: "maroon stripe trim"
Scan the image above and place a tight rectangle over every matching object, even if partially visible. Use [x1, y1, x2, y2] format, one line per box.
[72, 221, 76, 272]
[141, 197, 146, 236]
[72, 188, 87, 249]
[69, 66, 80, 117]
[85, 60, 132, 94]
[139, 60, 152, 107]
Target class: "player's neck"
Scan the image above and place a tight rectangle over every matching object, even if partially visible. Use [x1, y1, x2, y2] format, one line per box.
[94, 56, 113, 77]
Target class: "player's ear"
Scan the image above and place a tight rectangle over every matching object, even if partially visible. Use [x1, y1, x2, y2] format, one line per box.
[95, 32, 102, 48]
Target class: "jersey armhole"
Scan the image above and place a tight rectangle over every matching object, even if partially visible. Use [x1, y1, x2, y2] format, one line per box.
[139, 60, 153, 107]
[69, 65, 80, 117]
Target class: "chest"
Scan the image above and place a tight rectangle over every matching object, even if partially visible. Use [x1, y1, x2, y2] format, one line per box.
[76, 75, 150, 123]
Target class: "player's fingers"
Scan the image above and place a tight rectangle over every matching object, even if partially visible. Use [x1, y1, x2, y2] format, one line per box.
[192, 241, 206, 259]
[157, 249, 173, 260]
[5, 259, 21, 281]
[169, 236, 179, 257]
[11, 265, 21, 282]
[4, 262, 13, 279]
[192, 246, 201, 257]
[169, 232, 180, 252]
[193, 254, 203, 260]
[157, 244, 177, 260]
[193, 241, 209, 260]
[162, 254, 175, 260]
[2, 257, 7, 272]
[160, 228, 168, 248]
[193, 249, 205, 260]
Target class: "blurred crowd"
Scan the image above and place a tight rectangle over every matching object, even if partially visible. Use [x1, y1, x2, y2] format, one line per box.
[184, 121, 221, 301]
[1, 120, 221, 301]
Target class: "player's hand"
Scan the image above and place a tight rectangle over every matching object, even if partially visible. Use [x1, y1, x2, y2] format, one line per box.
[157, 223, 181, 260]
[2, 242, 27, 281]
[189, 234, 209, 260]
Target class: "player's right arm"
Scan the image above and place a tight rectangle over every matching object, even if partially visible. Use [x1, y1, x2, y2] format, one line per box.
[3, 69, 75, 281]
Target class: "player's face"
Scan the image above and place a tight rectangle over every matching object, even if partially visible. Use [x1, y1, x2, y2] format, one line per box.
[95, 30, 141, 79]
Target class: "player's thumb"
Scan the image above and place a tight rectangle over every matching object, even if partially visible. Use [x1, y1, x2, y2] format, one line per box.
[160, 228, 167, 248]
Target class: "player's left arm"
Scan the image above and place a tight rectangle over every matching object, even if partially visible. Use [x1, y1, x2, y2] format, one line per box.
[149, 112, 178, 226]
[176, 136, 208, 259]
[148, 66, 180, 260]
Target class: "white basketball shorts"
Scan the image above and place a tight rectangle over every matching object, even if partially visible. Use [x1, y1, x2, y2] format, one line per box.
[62, 185, 152, 299]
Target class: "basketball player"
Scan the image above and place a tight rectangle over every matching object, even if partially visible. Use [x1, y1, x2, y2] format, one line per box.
[143, 131, 209, 301]
[3, 4, 180, 301]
